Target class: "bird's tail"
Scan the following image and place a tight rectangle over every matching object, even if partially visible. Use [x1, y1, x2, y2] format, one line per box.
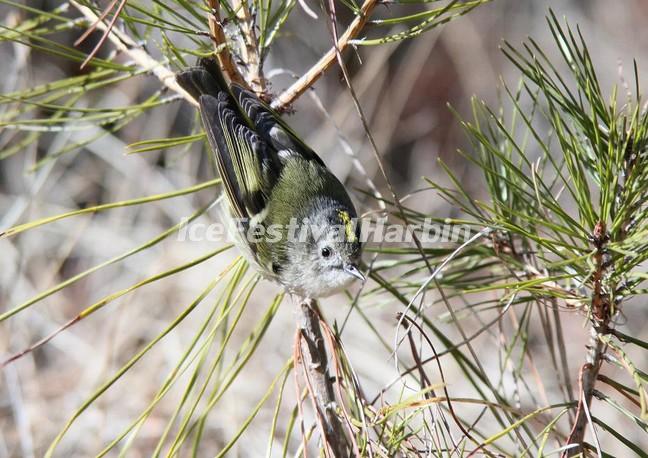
[177, 57, 327, 169]
[176, 57, 230, 101]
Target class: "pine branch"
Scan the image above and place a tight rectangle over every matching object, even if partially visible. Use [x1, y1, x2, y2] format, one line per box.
[294, 299, 351, 457]
[270, 0, 378, 111]
[206, 0, 248, 88]
[564, 216, 614, 454]
[231, 0, 266, 95]
[70, 0, 197, 106]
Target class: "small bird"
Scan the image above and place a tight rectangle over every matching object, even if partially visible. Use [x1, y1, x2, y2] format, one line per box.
[177, 58, 364, 299]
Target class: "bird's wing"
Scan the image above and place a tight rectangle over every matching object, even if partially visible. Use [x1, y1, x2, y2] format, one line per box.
[230, 85, 326, 166]
[198, 93, 281, 222]
[176, 59, 283, 223]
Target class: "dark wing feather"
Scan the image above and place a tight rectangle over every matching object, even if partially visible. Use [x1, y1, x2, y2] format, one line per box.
[230, 85, 326, 166]
[198, 94, 280, 220]
[176, 59, 282, 223]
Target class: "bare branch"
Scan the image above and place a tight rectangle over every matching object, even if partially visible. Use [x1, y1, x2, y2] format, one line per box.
[206, 0, 249, 88]
[294, 299, 350, 457]
[271, 0, 379, 111]
[70, 0, 197, 106]
[563, 221, 612, 457]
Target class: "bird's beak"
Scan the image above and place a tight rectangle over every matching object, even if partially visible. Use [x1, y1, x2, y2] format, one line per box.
[344, 264, 366, 282]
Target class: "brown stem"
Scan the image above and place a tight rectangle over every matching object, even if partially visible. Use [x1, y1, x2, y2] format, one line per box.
[294, 299, 350, 457]
[75, 0, 127, 69]
[563, 221, 611, 457]
[206, 0, 248, 88]
[270, 0, 379, 111]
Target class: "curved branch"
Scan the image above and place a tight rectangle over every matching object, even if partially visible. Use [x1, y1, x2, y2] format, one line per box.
[271, 0, 379, 111]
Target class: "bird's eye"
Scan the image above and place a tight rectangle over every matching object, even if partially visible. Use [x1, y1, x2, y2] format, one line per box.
[321, 247, 331, 258]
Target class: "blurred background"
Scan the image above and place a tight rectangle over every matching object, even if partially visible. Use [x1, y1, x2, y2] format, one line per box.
[1, 0, 648, 456]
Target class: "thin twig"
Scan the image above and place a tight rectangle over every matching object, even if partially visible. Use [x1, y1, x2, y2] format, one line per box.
[271, 0, 379, 111]
[231, 0, 266, 95]
[206, 0, 248, 88]
[399, 314, 479, 449]
[293, 330, 310, 458]
[563, 221, 612, 457]
[294, 299, 350, 457]
[75, 0, 127, 69]
[70, 1, 197, 106]
[319, 319, 366, 456]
